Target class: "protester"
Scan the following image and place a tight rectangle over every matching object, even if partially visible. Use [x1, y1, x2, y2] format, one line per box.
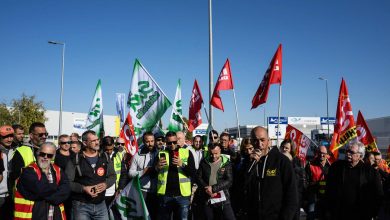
[280, 138, 306, 220]
[364, 151, 375, 166]
[10, 122, 47, 192]
[195, 143, 235, 220]
[129, 132, 158, 220]
[326, 141, 384, 219]
[102, 136, 122, 209]
[156, 131, 196, 220]
[220, 133, 237, 162]
[155, 132, 166, 151]
[54, 134, 74, 170]
[70, 133, 80, 142]
[0, 125, 14, 219]
[245, 126, 298, 219]
[70, 140, 82, 154]
[305, 145, 331, 220]
[188, 135, 205, 170]
[11, 124, 24, 149]
[65, 130, 116, 219]
[177, 131, 189, 149]
[15, 142, 70, 220]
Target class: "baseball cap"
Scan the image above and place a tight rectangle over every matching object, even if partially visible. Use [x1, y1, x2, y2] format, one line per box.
[0, 125, 14, 137]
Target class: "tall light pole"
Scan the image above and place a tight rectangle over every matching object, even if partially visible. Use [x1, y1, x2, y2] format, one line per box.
[318, 77, 330, 142]
[208, 0, 214, 127]
[48, 41, 65, 138]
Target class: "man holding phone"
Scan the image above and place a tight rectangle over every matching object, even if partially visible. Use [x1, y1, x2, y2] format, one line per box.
[156, 131, 196, 220]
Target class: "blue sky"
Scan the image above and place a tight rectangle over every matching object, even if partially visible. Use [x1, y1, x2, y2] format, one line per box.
[1, 0, 389, 132]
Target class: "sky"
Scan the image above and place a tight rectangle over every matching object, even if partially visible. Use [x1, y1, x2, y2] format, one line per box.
[1, 0, 389, 132]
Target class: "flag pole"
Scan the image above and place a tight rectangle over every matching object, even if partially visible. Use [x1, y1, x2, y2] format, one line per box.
[277, 84, 282, 147]
[232, 89, 241, 146]
[208, 0, 214, 127]
[203, 104, 216, 143]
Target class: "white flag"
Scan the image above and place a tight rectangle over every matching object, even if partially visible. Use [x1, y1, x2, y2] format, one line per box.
[168, 79, 184, 132]
[85, 80, 104, 137]
[127, 59, 171, 139]
[110, 175, 150, 220]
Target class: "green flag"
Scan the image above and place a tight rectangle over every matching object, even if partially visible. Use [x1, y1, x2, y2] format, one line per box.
[127, 59, 171, 139]
[85, 79, 104, 137]
[168, 79, 184, 132]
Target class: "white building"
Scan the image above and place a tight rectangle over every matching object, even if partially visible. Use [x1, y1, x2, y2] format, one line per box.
[45, 110, 120, 141]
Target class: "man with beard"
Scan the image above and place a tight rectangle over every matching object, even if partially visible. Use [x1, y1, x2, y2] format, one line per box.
[65, 130, 115, 219]
[326, 141, 384, 220]
[10, 122, 48, 189]
[15, 142, 70, 219]
[11, 124, 24, 149]
[129, 132, 158, 219]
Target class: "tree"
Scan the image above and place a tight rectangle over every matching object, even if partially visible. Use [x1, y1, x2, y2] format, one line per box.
[0, 94, 46, 133]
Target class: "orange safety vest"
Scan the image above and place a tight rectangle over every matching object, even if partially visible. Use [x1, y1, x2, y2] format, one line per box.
[14, 163, 66, 220]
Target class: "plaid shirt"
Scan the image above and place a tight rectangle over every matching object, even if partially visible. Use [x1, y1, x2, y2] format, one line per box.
[46, 168, 54, 220]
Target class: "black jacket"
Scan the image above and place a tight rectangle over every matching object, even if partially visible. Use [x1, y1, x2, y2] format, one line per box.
[245, 147, 298, 220]
[325, 160, 384, 220]
[195, 155, 233, 206]
[17, 164, 70, 220]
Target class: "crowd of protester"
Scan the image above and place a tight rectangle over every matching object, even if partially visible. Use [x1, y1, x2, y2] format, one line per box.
[0, 122, 390, 220]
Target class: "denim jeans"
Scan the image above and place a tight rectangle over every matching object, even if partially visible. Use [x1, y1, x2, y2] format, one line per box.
[158, 195, 190, 220]
[72, 200, 109, 220]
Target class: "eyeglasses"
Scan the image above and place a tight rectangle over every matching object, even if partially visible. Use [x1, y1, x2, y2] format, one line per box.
[116, 143, 125, 146]
[60, 141, 72, 145]
[34, 132, 48, 137]
[166, 141, 177, 145]
[38, 152, 54, 159]
[2, 134, 14, 139]
[156, 138, 164, 142]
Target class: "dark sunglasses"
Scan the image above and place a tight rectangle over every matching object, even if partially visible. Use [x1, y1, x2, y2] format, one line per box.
[60, 141, 72, 145]
[34, 132, 48, 137]
[156, 138, 164, 142]
[38, 152, 54, 159]
[117, 143, 125, 146]
[166, 141, 177, 145]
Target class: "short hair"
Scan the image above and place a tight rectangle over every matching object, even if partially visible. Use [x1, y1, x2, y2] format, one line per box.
[250, 126, 268, 139]
[71, 140, 82, 147]
[12, 124, 24, 131]
[208, 142, 221, 151]
[70, 132, 80, 139]
[29, 122, 45, 134]
[209, 130, 218, 137]
[102, 136, 115, 148]
[82, 130, 96, 142]
[142, 131, 154, 142]
[192, 135, 202, 142]
[39, 142, 57, 153]
[220, 132, 230, 140]
[59, 134, 69, 140]
[165, 131, 177, 140]
[349, 141, 365, 158]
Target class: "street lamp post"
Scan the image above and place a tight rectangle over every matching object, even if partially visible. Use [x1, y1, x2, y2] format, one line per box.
[48, 41, 65, 138]
[318, 77, 330, 142]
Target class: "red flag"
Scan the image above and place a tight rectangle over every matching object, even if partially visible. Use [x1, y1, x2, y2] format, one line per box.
[285, 124, 311, 164]
[188, 80, 203, 132]
[356, 110, 378, 152]
[251, 44, 282, 109]
[120, 112, 139, 156]
[210, 59, 234, 111]
[329, 78, 357, 162]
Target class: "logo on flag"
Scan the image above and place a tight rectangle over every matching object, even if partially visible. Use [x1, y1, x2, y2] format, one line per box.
[188, 80, 203, 132]
[120, 113, 139, 156]
[85, 79, 104, 137]
[356, 110, 378, 152]
[168, 79, 184, 132]
[285, 124, 311, 164]
[210, 59, 234, 111]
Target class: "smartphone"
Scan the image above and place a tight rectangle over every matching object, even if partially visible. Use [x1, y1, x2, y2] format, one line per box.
[159, 152, 166, 159]
[173, 151, 179, 158]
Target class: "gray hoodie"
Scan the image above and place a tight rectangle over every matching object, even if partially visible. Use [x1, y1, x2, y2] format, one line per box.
[128, 148, 158, 192]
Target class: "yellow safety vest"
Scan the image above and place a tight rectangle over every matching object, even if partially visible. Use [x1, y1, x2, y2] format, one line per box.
[14, 163, 66, 220]
[157, 148, 191, 196]
[14, 146, 35, 167]
[113, 151, 124, 188]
